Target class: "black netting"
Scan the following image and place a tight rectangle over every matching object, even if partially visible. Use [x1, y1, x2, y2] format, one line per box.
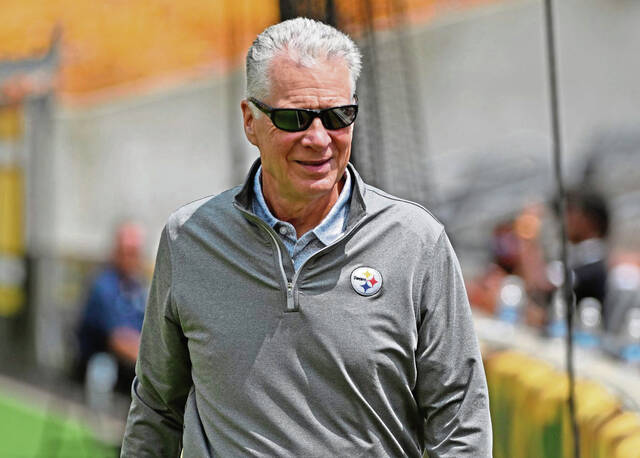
[278, 0, 434, 207]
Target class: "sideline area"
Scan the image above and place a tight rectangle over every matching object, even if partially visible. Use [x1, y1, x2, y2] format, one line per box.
[0, 373, 124, 458]
[475, 312, 640, 457]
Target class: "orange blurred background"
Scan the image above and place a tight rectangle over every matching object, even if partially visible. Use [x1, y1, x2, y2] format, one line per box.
[0, 0, 497, 102]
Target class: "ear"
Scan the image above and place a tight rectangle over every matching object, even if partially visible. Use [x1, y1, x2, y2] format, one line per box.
[241, 99, 259, 146]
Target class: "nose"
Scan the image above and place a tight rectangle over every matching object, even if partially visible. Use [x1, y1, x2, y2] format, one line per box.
[300, 117, 331, 150]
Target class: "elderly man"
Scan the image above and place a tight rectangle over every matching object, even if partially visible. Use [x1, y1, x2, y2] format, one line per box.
[77, 222, 146, 395]
[121, 18, 491, 457]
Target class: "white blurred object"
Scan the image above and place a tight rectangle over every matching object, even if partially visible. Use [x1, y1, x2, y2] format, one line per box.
[575, 297, 602, 348]
[85, 352, 118, 411]
[550, 289, 565, 321]
[546, 260, 565, 288]
[545, 289, 568, 338]
[615, 306, 640, 363]
[497, 275, 526, 323]
[610, 263, 640, 291]
[578, 297, 602, 331]
[604, 264, 640, 333]
[626, 307, 640, 341]
[500, 282, 524, 307]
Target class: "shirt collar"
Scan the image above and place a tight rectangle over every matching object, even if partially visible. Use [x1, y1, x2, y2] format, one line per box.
[251, 165, 352, 245]
[251, 166, 280, 229]
[313, 170, 351, 245]
[234, 158, 367, 230]
[570, 237, 607, 266]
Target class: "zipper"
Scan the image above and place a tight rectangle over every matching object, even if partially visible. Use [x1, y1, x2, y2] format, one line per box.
[234, 204, 296, 311]
[262, 227, 296, 311]
[235, 202, 366, 312]
[286, 281, 294, 311]
[288, 218, 367, 303]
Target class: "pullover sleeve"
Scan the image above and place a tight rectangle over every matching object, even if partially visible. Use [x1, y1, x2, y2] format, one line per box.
[416, 230, 492, 457]
[121, 226, 192, 457]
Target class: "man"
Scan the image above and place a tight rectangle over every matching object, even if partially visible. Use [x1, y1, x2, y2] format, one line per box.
[121, 18, 491, 457]
[77, 222, 146, 395]
[509, 189, 610, 327]
[564, 189, 610, 308]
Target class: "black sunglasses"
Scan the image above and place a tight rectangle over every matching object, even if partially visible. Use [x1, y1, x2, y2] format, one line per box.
[249, 97, 358, 132]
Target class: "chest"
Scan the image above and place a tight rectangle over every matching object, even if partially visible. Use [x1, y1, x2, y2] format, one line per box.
[172, 234, 422, 394]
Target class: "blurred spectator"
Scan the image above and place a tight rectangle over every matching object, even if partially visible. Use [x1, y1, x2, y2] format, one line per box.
[467, 219, 521, 314]
[521, 189, 610, 324]
[469, 188, 611, 327]
[75, 222, 147, 395]
[564, 189, 610, 303]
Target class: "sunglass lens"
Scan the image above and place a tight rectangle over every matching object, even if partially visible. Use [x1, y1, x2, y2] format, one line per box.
[270, 106, 357, 131]
[323, 106, 357, 129]
[273, 110, 312, 131]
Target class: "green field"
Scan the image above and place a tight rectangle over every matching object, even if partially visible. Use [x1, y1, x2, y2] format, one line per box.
[0, 390, 118, 458]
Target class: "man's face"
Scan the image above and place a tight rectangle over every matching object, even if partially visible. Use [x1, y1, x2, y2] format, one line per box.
[114, 225, 144, 278]
[566, 204, 598, 243]
[116, 242, 142, 278]
[241, 54, 353, 208]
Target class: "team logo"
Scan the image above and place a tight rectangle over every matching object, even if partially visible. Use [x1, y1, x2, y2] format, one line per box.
[350, 267, 383, 296]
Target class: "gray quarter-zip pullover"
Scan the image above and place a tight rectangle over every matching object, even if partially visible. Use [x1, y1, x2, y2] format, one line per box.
[121, 160, 492, 457]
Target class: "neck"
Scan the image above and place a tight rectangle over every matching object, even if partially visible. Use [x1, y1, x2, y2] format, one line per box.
[262, 179, 344, 238]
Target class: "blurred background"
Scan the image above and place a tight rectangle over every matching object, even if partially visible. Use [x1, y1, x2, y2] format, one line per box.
[1, 0, 639, 456]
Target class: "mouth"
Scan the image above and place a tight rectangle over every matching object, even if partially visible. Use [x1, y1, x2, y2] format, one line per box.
[295, 158, 332, 172]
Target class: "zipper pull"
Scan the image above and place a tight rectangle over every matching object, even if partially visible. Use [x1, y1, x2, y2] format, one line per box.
[286, 282, 295, 311]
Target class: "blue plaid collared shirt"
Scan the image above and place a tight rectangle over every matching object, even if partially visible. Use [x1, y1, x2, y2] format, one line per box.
[252, 165, 352, 271]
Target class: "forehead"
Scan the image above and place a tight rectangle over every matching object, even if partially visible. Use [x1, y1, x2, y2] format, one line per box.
[266, 53, 352, 107]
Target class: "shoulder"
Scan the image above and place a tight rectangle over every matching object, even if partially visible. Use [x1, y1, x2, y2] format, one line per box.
[85, 267, 120, 308]
[361, 183, 444, 248]
[165, 186, 242, 242]
[92, 267, 119, 291]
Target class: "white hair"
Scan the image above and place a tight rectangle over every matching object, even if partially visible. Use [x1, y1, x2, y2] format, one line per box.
[246, 17, 362, 104]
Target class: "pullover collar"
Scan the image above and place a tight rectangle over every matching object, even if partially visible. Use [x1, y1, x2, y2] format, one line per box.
[234, 158, 368, 230]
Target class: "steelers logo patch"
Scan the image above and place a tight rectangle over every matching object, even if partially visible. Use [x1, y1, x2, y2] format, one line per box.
[350, 267, 383, 296]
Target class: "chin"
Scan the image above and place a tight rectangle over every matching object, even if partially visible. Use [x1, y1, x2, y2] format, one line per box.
[303, 177, 338, 192]
[289, 183, 330, 201]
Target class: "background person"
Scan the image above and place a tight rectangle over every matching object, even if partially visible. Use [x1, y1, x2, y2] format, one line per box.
[76, 222, 147, 395]
[519, 189, 610, 326]
[470, 189, 611, 327]
[563, 188, 610, 306]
